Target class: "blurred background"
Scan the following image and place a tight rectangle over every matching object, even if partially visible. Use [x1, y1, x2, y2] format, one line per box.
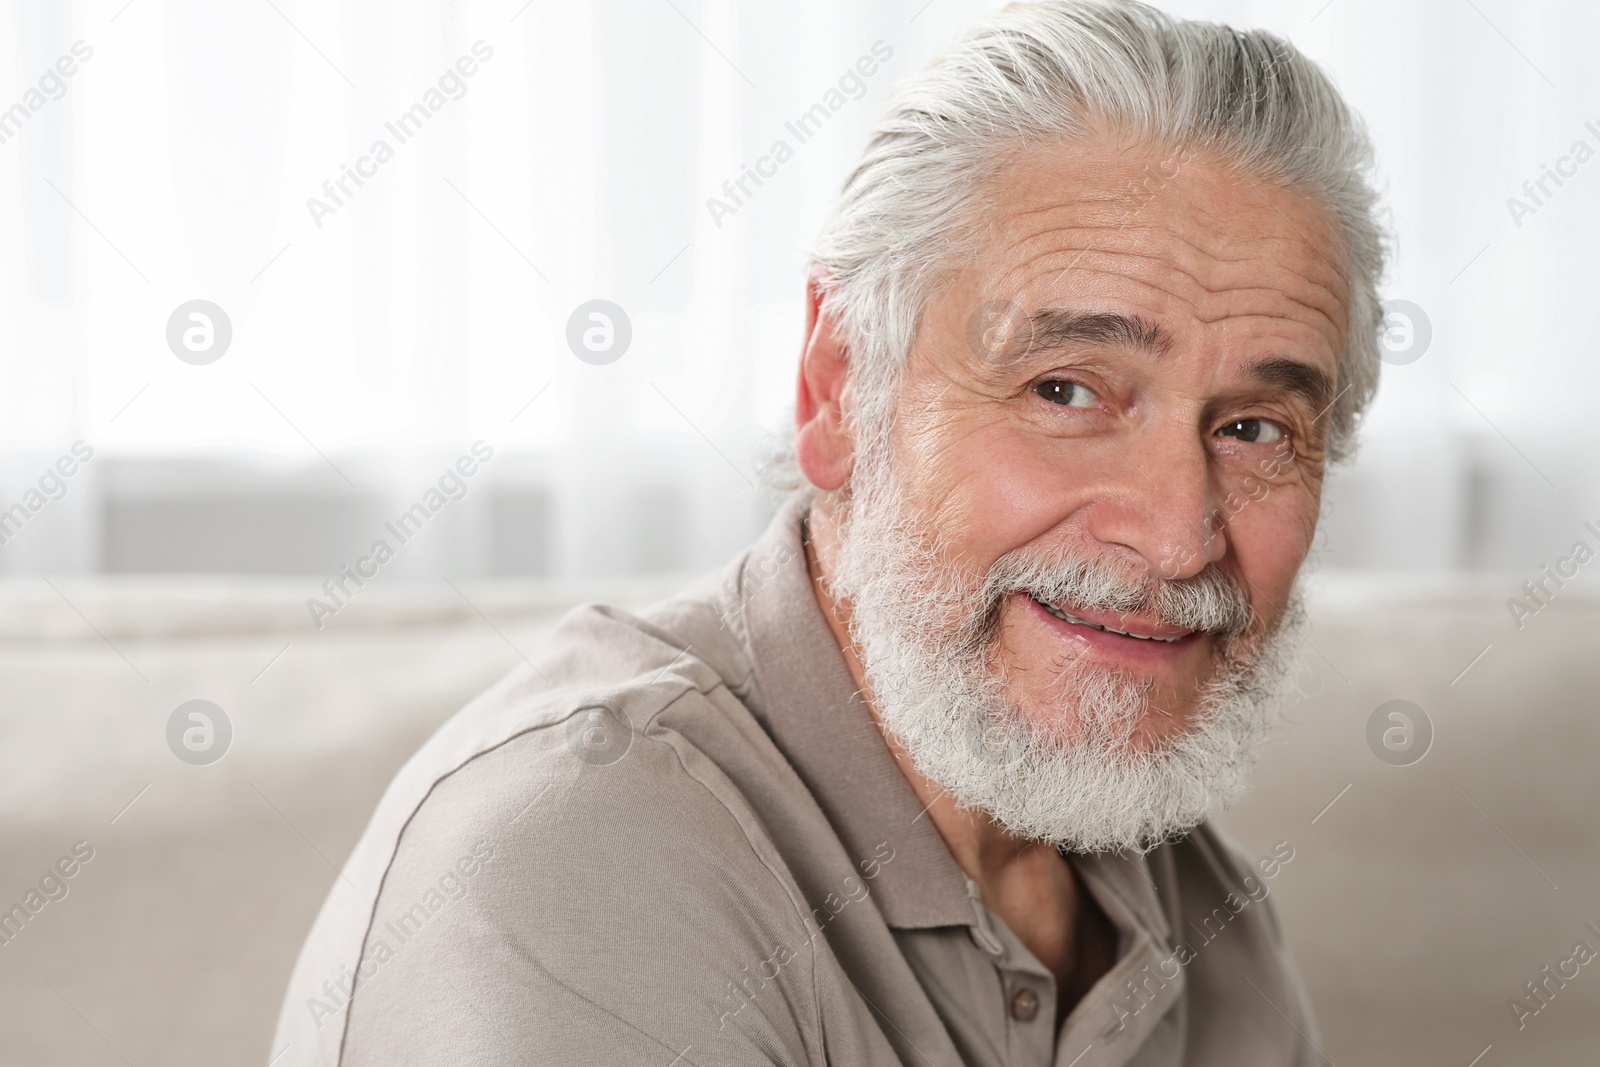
[1, 0, 1596, 1064]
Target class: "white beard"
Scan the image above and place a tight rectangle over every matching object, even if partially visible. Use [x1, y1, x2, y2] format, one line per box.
[825, 453, 1306, 854]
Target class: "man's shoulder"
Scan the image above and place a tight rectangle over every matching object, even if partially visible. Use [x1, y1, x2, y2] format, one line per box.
[369, 591, 782, 876]
[360, 591, 755, 861]
[273, 592, 822, 1065]
[395, 581, 757, 812]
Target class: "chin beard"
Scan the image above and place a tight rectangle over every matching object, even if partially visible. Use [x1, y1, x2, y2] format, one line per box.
[824, 457, 1306, 855]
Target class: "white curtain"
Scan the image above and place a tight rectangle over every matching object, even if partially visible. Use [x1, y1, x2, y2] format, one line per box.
[1, 0, 1594, 578]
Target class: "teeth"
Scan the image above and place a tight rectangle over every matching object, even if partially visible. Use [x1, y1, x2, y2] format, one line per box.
[1029, 593, 1184, 643]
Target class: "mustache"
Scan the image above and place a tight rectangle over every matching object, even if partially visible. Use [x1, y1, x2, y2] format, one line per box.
[982, 548, 1259, 638]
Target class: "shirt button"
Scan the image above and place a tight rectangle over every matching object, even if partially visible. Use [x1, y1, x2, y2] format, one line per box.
[1010, 987, 1041, 1022]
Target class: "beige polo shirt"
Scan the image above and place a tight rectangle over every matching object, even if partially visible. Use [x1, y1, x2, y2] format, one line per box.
[274, 491, 1324, 1066]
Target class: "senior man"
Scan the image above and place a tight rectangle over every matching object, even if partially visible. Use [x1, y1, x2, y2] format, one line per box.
[277, 1, 1384, 1063]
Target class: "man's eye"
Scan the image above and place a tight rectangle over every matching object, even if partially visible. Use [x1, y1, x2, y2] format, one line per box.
[1034, 380, 1096, 408]
[1216, 418, 1285, 444]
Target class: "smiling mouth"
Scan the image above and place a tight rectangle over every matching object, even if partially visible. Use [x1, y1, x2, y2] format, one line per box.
[1026, 592, 1193, 643]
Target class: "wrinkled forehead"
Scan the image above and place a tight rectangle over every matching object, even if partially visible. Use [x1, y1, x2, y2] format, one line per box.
[956, 137, 1352, 359]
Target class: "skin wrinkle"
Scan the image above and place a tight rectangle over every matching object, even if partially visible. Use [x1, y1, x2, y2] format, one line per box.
[991, 275, 1340, 369]
[1005, 242, 1343, 338]
[1016, 310, 1176, 361]
[1239, 172, 1355, 290]
[953, 281, 1344, 463]
[982, 132, 1351, 340]
[996, 313, 1338, 418]
[1244, 357, 1335, 413]
[960, 187, 1312, 617]
[1004, 178, 1348, 315]
[1011, 216, 1336, 281]
[797, 133, 1351, 1019]
[912, 343, 1329, 502]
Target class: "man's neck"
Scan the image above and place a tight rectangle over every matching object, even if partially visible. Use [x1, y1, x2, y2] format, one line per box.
[801, 502, 1117, 1020]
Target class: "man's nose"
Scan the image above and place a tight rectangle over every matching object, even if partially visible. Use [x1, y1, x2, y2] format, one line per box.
[1082, 426, 1226, 581]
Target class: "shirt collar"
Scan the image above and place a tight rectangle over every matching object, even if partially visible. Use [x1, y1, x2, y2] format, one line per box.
[739, 490, 975, 929]
[737, 490, 1174, 946]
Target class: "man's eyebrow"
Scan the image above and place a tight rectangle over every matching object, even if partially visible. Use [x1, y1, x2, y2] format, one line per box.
[1247, 356, 1336, 413]
[1000, 308, 1336, 412]
[1015, 308, 1175, 360]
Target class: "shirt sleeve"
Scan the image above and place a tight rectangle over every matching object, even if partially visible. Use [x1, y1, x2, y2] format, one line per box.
[332, 714, 825, 1067]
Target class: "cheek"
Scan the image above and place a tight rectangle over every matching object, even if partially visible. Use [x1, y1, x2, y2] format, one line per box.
[1225, 484, 1317, 611]
[905, 425, 1083, 563]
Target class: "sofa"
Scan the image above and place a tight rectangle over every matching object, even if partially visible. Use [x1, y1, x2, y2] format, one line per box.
[1, 570, 1595, 1064]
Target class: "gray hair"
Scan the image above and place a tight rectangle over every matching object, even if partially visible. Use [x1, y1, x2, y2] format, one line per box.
[808, 0, 1386, 471]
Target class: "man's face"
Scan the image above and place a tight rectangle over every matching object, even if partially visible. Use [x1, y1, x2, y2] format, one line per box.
[869, 135, 1349, 750]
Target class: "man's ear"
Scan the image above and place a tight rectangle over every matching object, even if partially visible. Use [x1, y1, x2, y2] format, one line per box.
[794, 267, 854, 491]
